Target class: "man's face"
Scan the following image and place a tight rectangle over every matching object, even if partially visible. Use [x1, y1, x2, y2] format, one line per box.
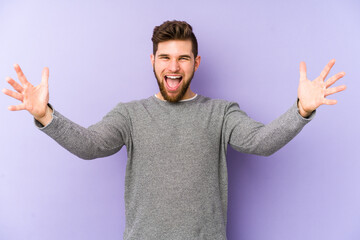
[151, 40, 201, 102]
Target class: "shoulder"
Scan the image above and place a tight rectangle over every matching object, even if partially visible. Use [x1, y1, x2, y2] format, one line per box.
[187, 95, 243, 119]
[109, 96, 157, 118]
[196, 95, 227, 104]
[113, 96, 152, 109]
[197, 95, 240, 110]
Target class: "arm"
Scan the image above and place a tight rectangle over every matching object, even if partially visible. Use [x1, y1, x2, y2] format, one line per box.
[225, 59, 346, 156]
[224, 101, 313, 156]
[36, 104, 130, 159]
[3, 64, 129, 159]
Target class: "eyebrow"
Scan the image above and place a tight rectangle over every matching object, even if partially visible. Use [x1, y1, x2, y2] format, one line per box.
[157, 54, 169, 58]
[157, 54, 192, 59]
[179, 55, 191, 58]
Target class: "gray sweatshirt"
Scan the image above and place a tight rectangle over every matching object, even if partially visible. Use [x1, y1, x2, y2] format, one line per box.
[36, 94, 313, 240]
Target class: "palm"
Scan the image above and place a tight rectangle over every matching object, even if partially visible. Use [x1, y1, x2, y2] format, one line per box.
[23, 81, 49, 117]
[2, 64, 49, 119]
[297, 59, 346, 117]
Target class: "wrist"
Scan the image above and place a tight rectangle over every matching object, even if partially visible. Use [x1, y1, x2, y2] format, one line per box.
[297, 99, 312, 118]
[35, 105, 53, 126]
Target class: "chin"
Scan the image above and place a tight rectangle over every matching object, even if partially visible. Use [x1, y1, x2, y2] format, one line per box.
[161, 91, 184, 103]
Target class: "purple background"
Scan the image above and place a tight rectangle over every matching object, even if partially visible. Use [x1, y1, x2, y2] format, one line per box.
[1, 0, 359, 239]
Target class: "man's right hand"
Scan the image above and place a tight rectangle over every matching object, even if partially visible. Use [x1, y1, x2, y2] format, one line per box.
[2, 64, 53, 126]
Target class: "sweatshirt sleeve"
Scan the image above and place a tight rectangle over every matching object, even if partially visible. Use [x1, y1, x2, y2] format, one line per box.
[35, 103, 131, 160]
[223, 101, 314, 156]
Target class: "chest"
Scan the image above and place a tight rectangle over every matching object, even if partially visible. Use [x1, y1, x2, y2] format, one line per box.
[130, 107, 224, 151]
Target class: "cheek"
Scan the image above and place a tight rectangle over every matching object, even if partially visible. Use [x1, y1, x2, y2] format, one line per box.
[155, 62, 166, 74]
[182, 63, 195, 74]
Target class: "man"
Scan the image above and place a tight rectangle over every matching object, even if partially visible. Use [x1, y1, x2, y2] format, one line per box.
[2, 21, 346, 239]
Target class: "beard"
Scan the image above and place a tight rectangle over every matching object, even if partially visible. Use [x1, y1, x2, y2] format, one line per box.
[153, 66, 195, 103]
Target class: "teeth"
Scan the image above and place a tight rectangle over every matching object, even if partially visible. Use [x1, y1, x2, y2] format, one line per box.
[166, 75, 181, 79]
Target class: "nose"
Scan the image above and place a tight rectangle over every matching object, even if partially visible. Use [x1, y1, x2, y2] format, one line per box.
[168, 59, 180, 72]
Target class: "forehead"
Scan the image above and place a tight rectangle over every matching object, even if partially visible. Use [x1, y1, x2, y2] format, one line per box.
[156, 40, 193, 57]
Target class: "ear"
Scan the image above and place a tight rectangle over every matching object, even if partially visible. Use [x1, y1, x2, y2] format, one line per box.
[150, 54, 155, 67]
[194, 55, 201, 71]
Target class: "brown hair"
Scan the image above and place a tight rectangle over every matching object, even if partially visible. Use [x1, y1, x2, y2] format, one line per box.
[151, 20, 198, 58]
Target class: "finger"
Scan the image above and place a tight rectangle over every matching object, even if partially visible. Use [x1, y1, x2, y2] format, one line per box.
[325, 85, 346, 97]
[2, 88, 23, 101]
[325, 71, 345, 88]
[322, 98, 337, 105]
[299, 61, 307, 81]
[14, 64, 29, 85]
[41, 67, 49, 86]
[8, 103, 26, 111]
[319, 59, 335, 82]
[6, 77, 24, 93]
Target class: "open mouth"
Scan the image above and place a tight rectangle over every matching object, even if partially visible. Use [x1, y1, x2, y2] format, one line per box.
[164, 75, 183, 91]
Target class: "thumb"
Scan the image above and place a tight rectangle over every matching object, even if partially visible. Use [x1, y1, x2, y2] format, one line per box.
[299, 61, 307, 82]
[41, 67, 49, 86]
